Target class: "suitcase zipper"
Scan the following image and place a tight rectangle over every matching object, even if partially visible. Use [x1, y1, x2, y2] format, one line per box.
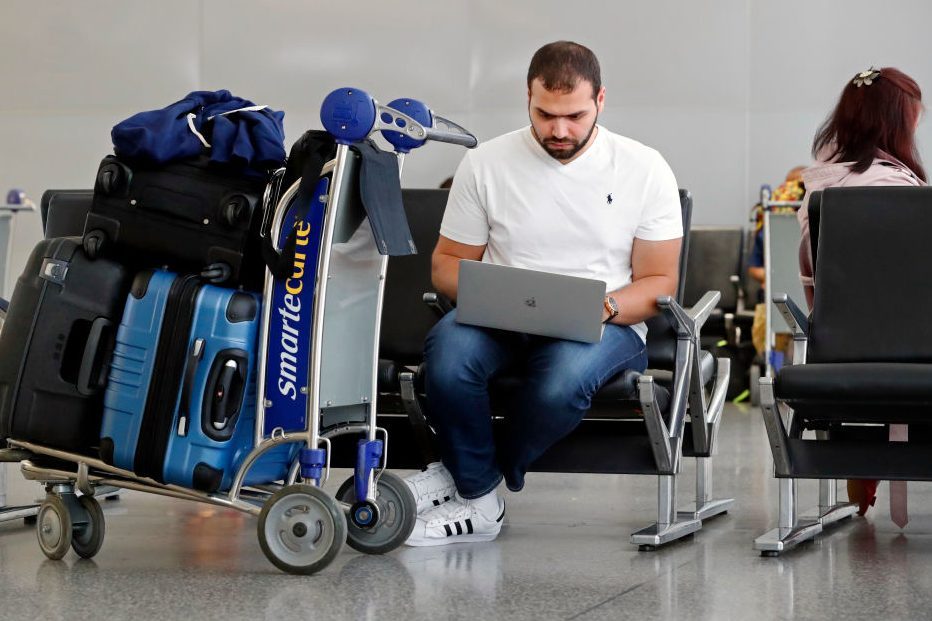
[134, 274, 202, 481]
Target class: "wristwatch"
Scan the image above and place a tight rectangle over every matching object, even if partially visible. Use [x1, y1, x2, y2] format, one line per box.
[603, 295, 619, 322]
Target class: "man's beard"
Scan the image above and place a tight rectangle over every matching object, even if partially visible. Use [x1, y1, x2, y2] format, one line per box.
[532, 117, 598, 161]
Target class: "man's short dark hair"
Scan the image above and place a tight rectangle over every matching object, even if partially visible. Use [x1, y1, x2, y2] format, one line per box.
[527, 41, 601, 99]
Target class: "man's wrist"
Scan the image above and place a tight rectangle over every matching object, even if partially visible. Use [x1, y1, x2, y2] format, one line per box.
[603, 295, 619, 323]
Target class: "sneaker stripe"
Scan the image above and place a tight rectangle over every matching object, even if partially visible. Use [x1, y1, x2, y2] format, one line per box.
[465, 518, 474, 534]
[496, 508, 505, 523]
[454, 521, 463, 535]
[443, 524, 453, 537]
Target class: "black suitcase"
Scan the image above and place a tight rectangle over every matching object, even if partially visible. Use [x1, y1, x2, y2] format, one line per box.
[0, 237, 130, 454]
[84, 155, 270, 289]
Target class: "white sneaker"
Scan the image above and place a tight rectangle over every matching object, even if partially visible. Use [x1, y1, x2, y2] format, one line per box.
[405, 492, 505, 547]
[405, 462, 458, 514]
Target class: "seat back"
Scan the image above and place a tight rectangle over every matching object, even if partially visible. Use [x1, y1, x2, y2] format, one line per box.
[379, 189, 448, 364]
[808, 187, 932, 363]
[41, 189, 93, 238]
[681, 225, 742, 310]
[675, 189, 692, 300]
[644, 190, 693, 363]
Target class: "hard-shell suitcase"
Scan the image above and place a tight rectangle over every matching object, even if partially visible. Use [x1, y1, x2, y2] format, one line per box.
[99, 270, 292, 492]
[84, 155, 269, 289]
[0, 237, 130, 453]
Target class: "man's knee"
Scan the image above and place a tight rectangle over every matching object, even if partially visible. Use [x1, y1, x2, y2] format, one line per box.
[524, 375, 591, 416]
[424, 318, 496, 392]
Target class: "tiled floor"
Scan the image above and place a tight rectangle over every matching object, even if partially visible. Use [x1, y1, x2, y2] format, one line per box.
[2, 404, 931, 621]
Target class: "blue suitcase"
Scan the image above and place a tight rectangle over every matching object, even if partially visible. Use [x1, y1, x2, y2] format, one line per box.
[100, 270, 293, 492]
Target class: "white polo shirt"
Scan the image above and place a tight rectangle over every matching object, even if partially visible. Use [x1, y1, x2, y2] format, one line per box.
[441, 125, 683, 342]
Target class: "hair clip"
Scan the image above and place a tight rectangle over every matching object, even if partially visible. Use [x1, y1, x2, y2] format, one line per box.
[853, 67, 881, 88]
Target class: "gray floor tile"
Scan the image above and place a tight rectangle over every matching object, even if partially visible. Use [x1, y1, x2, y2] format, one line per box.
[1, 404, 930, 620]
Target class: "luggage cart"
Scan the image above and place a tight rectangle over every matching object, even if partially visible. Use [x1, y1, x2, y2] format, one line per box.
[0, 192, 40, 526]
[0, 190, 37, 300]
[760, 187, 804, 377]
[1, 88, 477, 573]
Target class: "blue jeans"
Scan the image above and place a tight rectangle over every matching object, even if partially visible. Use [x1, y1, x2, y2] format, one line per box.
[423, 310, 648, 498]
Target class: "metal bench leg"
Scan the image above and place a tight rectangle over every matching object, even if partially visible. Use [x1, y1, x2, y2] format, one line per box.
[682, 456, 733, 522]
[804, 478, 857, 528]
[755, 377, 822, 555]
[754, 477, 822, 556]
[809, 434, 856, 527]
[631, 474, 702, 550]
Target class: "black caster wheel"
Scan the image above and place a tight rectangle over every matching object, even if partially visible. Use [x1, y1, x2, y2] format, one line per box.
[760, 550, 780, 558]
[257, 484, 346, 575]
[71, 496, 105, 559]
[83, 230, 106, 259]
[336, 472, 417, 555]
[638, 544, 658, 552]
[36, 496, 72, 561]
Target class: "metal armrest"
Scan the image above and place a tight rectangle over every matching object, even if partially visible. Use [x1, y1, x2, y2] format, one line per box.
[772, 293, 808, 365]
[654, 291, 729, 459]
[657, 290, 721, 338]
[422, 292, 454, 318]
[639, 296, 704, 473]
[772, 293, 808, 337]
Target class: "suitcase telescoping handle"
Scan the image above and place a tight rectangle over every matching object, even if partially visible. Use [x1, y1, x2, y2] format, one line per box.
[177, 338, 205, 437]
[76, 317, 113, 396]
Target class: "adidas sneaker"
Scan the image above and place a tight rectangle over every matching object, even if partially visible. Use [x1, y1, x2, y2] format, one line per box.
[405, 492, 505, 547]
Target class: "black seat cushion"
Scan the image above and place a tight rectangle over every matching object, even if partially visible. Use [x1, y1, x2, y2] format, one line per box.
[487, 369, 670, 420]
[776, 363, 932, 407]
[382, 348, 716, 419]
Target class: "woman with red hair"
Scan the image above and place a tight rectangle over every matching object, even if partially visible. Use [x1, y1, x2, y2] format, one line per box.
[798, 67, 926, 519]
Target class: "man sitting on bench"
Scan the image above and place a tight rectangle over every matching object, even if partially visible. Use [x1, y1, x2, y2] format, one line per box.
[405, 40, 683, 546]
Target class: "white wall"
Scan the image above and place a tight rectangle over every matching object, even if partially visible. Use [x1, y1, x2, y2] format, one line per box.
[2, 0, 932, 292]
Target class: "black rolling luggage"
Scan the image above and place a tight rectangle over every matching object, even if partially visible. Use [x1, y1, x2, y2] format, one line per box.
[83, 155, 270, 289]
[0, 237, 130, 454]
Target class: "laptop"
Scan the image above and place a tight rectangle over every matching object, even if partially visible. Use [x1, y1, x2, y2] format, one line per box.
[455, 260, 607, 343]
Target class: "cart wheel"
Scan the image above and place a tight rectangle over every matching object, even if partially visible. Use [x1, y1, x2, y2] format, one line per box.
[36, 495, 72, 561]
[71, 496, 105, 559]
[336, 472, 417, 555]
[257, 484, 346, 575]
